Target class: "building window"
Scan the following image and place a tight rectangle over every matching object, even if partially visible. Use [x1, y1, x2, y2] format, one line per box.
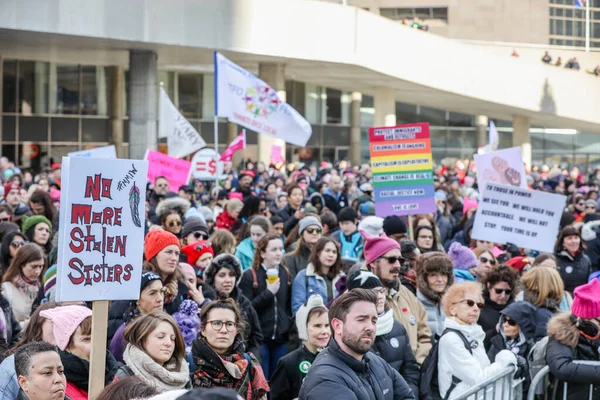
[178, 73, 203, 119]
[3, 60, 17, 113]
[81, 66, 108, 116]
[55, 65, 80, 115]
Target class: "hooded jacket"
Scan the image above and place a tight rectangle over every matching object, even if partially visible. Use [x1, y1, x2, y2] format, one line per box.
[554, 250, 594, 293]
[322, 188, 348, 216]
[546, 313, 600, 400]
[478, 296, 514, 350]
[487, 301, 536, 362]
[298, 338, 415, 400]
[234, 237, 256, 272]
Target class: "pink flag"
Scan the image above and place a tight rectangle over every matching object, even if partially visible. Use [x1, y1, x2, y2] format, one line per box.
[270, 144, 283, 165]
[219, 130, 246, 162]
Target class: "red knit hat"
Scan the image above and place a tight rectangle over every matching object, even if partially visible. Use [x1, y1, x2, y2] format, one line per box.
[3, 182, 20, 197]
[572, 279, 600, 319]
[144, 230, 180, 261]
[505, 256, 532, 272]
[181, 240, 214, 265]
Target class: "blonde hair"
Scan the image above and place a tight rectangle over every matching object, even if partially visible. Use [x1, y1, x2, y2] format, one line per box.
[225, 198, 243, 213]
[521, 267, 564, 307]
[441, 281, 483, 316]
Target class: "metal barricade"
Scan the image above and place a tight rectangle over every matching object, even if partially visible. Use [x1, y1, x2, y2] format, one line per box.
[452, 364, 524, 400]
[526, 360, 600, 400]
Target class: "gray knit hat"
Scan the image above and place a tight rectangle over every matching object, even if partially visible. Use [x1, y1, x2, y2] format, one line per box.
[298, 216, 322, 235]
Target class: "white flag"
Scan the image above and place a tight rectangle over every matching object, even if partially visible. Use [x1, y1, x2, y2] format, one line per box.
[489, 120, 499, 151]
[159, 88, 206, 158]
[214, 52, 312, 147]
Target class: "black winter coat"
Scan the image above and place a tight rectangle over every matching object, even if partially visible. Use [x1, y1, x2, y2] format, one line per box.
[371, 320, 420, 397]
[271, 345, 317, 400]
[231, 287, 264, 359]
[281, 244, 312, 279]
[555, 250, 594, 293]
[238, 266, 292, 344]
[298, 338, 415, 400]
[323, 191, 349, 216]
[277, 204, 301, 235]
[546, 336, 600, 400]
[478, 296, 513, 350]
[0, 293, 20, 349]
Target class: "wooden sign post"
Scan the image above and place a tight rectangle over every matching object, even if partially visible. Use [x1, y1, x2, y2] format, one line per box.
[88, 301, 109, 400]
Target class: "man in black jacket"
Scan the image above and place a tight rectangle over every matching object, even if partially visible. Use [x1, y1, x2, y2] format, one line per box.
[299, 289, 415, 400]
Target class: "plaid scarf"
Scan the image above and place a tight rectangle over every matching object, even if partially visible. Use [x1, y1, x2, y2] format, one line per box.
[192, 336, 269, 399]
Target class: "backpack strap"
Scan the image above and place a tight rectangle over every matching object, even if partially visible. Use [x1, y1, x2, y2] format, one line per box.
[440, 328, 473, 400]
[281, 265, 292, 287]
[249, 268, 258, 296]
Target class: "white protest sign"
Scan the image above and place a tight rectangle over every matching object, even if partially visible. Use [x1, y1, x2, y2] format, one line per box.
[68, 145, 117, 159]
[55, 157, 148, 302]
[474, 147, 527, 189]
[191, 148, 224, 181]
[471, 182, 566, 253]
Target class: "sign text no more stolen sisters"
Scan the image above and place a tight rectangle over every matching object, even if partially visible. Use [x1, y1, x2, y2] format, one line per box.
[369, 123, 436, 217]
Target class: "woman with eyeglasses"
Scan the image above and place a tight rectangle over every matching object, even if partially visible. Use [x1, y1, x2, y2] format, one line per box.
[235, 216, 271, 272]
[554, 226, 593, 294]
[203, 254, 263, 358]
[1, 243, 45, 329]
[281, 216, 322, 279]
[521, 266, 565, 341]
[437, 282, 517, 400]
[291, 237, 345, 315]
[0, 231, 27, 274]
[415, 226, 437, 254]
[478, 266, 519, 349]
[115, 311, 191, 392]
[546, 279, 600, 400]
[192, 295, 269, 399]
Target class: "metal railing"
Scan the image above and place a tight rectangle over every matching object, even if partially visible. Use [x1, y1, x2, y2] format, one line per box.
[452, 365, 523, 400]
[527, 361, 600, 400]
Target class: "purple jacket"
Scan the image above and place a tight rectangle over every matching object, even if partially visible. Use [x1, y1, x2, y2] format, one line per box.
[109, 323, 127, 363]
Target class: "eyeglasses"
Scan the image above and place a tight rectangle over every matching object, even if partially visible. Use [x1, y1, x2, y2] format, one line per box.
[502, 316, 517, 326]
[379, 256, 404, 264]
[454, 299, 484, 309]
[193, 232, 209, 240]
[494, 288, 512, 295]
[10, 240, 28, 248]
[305, 228, 322, 235]
[418, 235, 433, 240]
[208, 320, 237, 332]
[372, 287, 386, 295]
[168, 220, 182, 228]
[479, 257, 496, 265]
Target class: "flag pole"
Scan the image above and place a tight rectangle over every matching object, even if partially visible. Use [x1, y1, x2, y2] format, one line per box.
[214, 51, 220, 188]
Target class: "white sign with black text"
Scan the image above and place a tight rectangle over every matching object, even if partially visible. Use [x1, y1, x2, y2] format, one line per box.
[471, 182, 566, 253]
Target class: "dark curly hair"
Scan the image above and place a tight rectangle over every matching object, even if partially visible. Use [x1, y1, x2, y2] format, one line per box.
[482, 266, 519, 299]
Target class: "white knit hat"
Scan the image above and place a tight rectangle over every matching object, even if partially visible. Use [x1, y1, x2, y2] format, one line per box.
[296, 295, 327, 341]
[358, 216, 384, 238]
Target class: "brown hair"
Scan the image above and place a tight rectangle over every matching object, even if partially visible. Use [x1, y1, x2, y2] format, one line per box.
[521, 267, 564, 307]
[123, 311, 186, 370]
[441, 281, 483, 317]
[289, 213, 321, 255]
[252, 233, 283, 269]
[209, 230, 236, 255]
[532, 253, 557, 267]
[472, 247, 498, 266]
[66, 316, 92, 350]
[329, 288, 377, 324]
[160, 211, 181, 229]
[200, 293, 247, 341]
[95, 377, 159, 400]
[2, 243, 46, 284]
[28, 190, 56, 225]
[554, 226, 585, 253]
[142, 257, 181, 292]
[309, 237, 342, 280]
[7, 302, 59, 355]
[307, 306, 328, 323]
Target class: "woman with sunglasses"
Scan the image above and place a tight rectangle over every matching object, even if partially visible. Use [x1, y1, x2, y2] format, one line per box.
[180, 218, 210, 248]
[521, 266, 565, 341]
[438, 282, 517, 400]
[554, 226, 593, 294]
[192, 295, 269, 399]
[478, 266, 519, 349]
[0, 231, 27, 274]
[546, 279, 600, 400]
[281, 216, 323, 278]
[156, 197, 190, 238]
[291, 237, 344, 315]
[472, 247, 498, 279]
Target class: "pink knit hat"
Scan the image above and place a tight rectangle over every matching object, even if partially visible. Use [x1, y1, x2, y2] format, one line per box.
[572, 279, 600, 319]
[360, 229, 400, 265]
[40, 305, 92, 351]
[463, 197, 478, 214]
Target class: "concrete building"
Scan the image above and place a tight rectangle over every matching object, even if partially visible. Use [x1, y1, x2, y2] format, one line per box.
[1, 0, 600, 171]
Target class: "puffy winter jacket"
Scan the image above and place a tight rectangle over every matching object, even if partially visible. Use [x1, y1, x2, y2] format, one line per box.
[291, 263, 344, 315]
[555, 250, 594, 293]
[298, 338, 415, 400]
[416, 289, 445, 341]
[238, 265, 292, 344]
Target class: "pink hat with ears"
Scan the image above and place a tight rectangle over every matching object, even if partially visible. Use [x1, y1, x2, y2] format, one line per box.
[360, 229, 401, 265]
[463, 197, 478, 215]
[40, 305, 92, 351]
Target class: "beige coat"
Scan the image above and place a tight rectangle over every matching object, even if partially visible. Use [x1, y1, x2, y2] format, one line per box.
[387, 283, 432, 365]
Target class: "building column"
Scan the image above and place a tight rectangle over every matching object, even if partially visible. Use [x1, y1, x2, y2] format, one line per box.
[475, 115, 488, 148]
[109, 66, 126, 158]
[512, 115, 531, 170]
[128, 50, 158, 160]
[374, 87, 396, 127]
[258, 63, 285, 165]
[350, 92, 362, 166]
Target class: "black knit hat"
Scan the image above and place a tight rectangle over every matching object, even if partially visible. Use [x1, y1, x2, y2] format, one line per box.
[181, 217, 209, 239]
[140, 270, 162, 291]
[347, 269, 383, 290]
[383, 215, 407, 236]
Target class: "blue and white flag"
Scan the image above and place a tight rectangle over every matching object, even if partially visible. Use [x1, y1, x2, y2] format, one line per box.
[214, 52, 312, 147]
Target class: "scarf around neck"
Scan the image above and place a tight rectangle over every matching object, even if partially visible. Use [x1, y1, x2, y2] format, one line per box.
[123, 344, 189, 393]
[12, 275, 40, 298]
[376, 309, 394, 336]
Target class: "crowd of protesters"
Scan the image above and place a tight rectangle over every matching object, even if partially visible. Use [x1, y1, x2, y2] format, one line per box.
[0, 154, 599, 399]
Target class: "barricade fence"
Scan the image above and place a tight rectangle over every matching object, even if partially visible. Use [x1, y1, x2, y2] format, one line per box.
[527, 360, 600, 400]
[452, 365, 523, 400]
